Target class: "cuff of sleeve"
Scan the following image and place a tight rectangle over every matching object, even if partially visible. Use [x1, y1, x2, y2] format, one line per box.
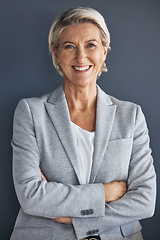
[72, 183, 105, 239]
[72, 217, 103, 240]
[77, 183, 105, 218]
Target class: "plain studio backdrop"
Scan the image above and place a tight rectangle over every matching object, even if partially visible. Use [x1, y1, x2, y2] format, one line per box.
[0, 0, 159, 239]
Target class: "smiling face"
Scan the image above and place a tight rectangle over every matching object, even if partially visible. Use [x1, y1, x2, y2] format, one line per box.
[52, 23, 107, 88]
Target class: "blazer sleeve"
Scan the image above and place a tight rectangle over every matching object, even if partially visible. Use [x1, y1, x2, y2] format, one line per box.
[71, 105, 156, 240]
[12, 99, 105, 219]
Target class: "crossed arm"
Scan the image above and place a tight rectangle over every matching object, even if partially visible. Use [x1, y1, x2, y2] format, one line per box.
[40, 169, 127, 224]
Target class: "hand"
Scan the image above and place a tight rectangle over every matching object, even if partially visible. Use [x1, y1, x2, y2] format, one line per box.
[52, 217, 72, 224]
[39, 168, 47, 181]
[103, 181, 127, 202]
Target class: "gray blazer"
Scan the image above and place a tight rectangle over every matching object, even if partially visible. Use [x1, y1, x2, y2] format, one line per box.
[11, 85, 156, 240]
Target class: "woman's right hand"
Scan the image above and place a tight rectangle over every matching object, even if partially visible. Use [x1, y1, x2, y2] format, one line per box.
[103, 181, 127, 203]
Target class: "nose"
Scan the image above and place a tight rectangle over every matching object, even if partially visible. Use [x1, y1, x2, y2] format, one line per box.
[75, 47, 87, 63]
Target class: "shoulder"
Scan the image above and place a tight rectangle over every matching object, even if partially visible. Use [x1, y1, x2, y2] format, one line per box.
[109, 94, 137, 107]
[16, 84, 64, 110]
[13, 92, 52, 118]
[109, 95, 145, 123]
[108, 94, 139, 114]
[97, 85, 139, 111]
[21, 92, 52, 106]
[97, 85, 145, 123]
[13, 92, 52, 124]
[13, 85, 64, 124]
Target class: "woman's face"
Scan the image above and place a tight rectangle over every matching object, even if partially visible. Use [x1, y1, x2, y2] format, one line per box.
[53, 23, 107, 88]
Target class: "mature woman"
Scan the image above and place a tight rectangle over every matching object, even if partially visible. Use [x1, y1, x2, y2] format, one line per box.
[11, 7, 156, 240]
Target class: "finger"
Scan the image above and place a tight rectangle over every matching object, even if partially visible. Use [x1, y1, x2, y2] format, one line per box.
[52, 217, 72, 224]
[39, 168, 47, 181]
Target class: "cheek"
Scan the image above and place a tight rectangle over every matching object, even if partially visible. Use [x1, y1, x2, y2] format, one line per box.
[57, 51, 73, 65]
[92, 53, 104, 69]
[92, 50, 104, 63]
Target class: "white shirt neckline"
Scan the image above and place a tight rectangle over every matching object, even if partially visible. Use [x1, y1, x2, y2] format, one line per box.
[71, 121, 95, 184]
[71, 121, 95, 134]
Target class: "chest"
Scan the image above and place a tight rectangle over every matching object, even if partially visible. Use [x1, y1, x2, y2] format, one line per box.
[36, 118, 133, 184]
[70, 109, 96, 132]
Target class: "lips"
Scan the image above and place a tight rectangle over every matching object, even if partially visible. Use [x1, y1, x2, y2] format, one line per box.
[72, 65, 92, 71]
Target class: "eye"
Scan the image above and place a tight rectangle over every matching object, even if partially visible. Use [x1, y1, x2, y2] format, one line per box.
[65, 45, 74, 49]
[87, 43, 95, 48]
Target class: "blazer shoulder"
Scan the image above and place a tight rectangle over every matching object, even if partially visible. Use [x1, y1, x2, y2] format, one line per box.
[97, 85, 139, 111]
[23, 92, 52, 105]
[17, 84, 64, 108]
[108, 94, 139, 110]
[14, 92, 53, 120]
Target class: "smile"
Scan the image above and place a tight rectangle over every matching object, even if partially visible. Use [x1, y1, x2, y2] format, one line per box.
[72, 65, 92, 71]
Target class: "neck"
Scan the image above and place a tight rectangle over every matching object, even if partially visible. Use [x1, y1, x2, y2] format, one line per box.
[64, 82, 97, 112]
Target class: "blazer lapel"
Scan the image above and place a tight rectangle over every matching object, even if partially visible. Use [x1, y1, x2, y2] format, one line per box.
[89, 86, 117, 183]
[44, 85, 82, 184]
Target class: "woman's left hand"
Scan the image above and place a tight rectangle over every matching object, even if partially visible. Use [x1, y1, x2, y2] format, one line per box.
[52, 217, 72, 224]
[40, 168, 72, 225]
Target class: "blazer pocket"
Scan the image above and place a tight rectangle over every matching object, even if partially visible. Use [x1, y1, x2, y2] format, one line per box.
[100, 138, 133, 181]
[120, 221, 142, 237]
[107, 138, 133, 153]
[108, 137, 133, 143]
[10, 226, 52, 240]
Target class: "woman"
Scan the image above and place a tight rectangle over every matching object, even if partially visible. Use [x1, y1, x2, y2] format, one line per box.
[11, 7, 156, 240]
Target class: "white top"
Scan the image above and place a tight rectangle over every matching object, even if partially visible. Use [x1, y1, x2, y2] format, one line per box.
[71, 122, 95, 184]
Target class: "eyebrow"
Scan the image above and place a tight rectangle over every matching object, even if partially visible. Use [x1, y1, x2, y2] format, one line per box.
[85, 39, 98, 43]
[62, 39, 98, 46]
[62, 41, 74, 46]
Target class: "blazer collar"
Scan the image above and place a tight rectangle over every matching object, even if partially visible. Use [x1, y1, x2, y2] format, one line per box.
[90, 86, 117, 183]
[45, 84, 117, 184]
[44, 85, 82, 184]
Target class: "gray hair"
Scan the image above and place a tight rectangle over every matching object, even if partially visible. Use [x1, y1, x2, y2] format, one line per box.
[48, 7, 111, 76]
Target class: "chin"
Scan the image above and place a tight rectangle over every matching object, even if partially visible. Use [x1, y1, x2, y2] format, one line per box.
[74, 78, 96, 88]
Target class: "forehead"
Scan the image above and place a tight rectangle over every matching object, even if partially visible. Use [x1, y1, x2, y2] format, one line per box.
[59, 23, 101, 43]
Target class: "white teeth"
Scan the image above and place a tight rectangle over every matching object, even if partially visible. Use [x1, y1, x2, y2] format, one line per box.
[74, 66, 90, 71]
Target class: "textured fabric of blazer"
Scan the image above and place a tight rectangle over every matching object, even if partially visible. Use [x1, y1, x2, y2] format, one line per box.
[10, 84, 156, 240]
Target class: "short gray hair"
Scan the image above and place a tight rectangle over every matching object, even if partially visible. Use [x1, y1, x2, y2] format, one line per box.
[48, 7, 111, 76]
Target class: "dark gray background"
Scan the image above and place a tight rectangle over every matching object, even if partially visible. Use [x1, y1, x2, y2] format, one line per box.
[0, 0, 159, 239]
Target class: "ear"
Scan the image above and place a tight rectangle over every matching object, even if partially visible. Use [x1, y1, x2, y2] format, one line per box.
[102, 46, 107, 61]
[50, 43, 59, 61]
